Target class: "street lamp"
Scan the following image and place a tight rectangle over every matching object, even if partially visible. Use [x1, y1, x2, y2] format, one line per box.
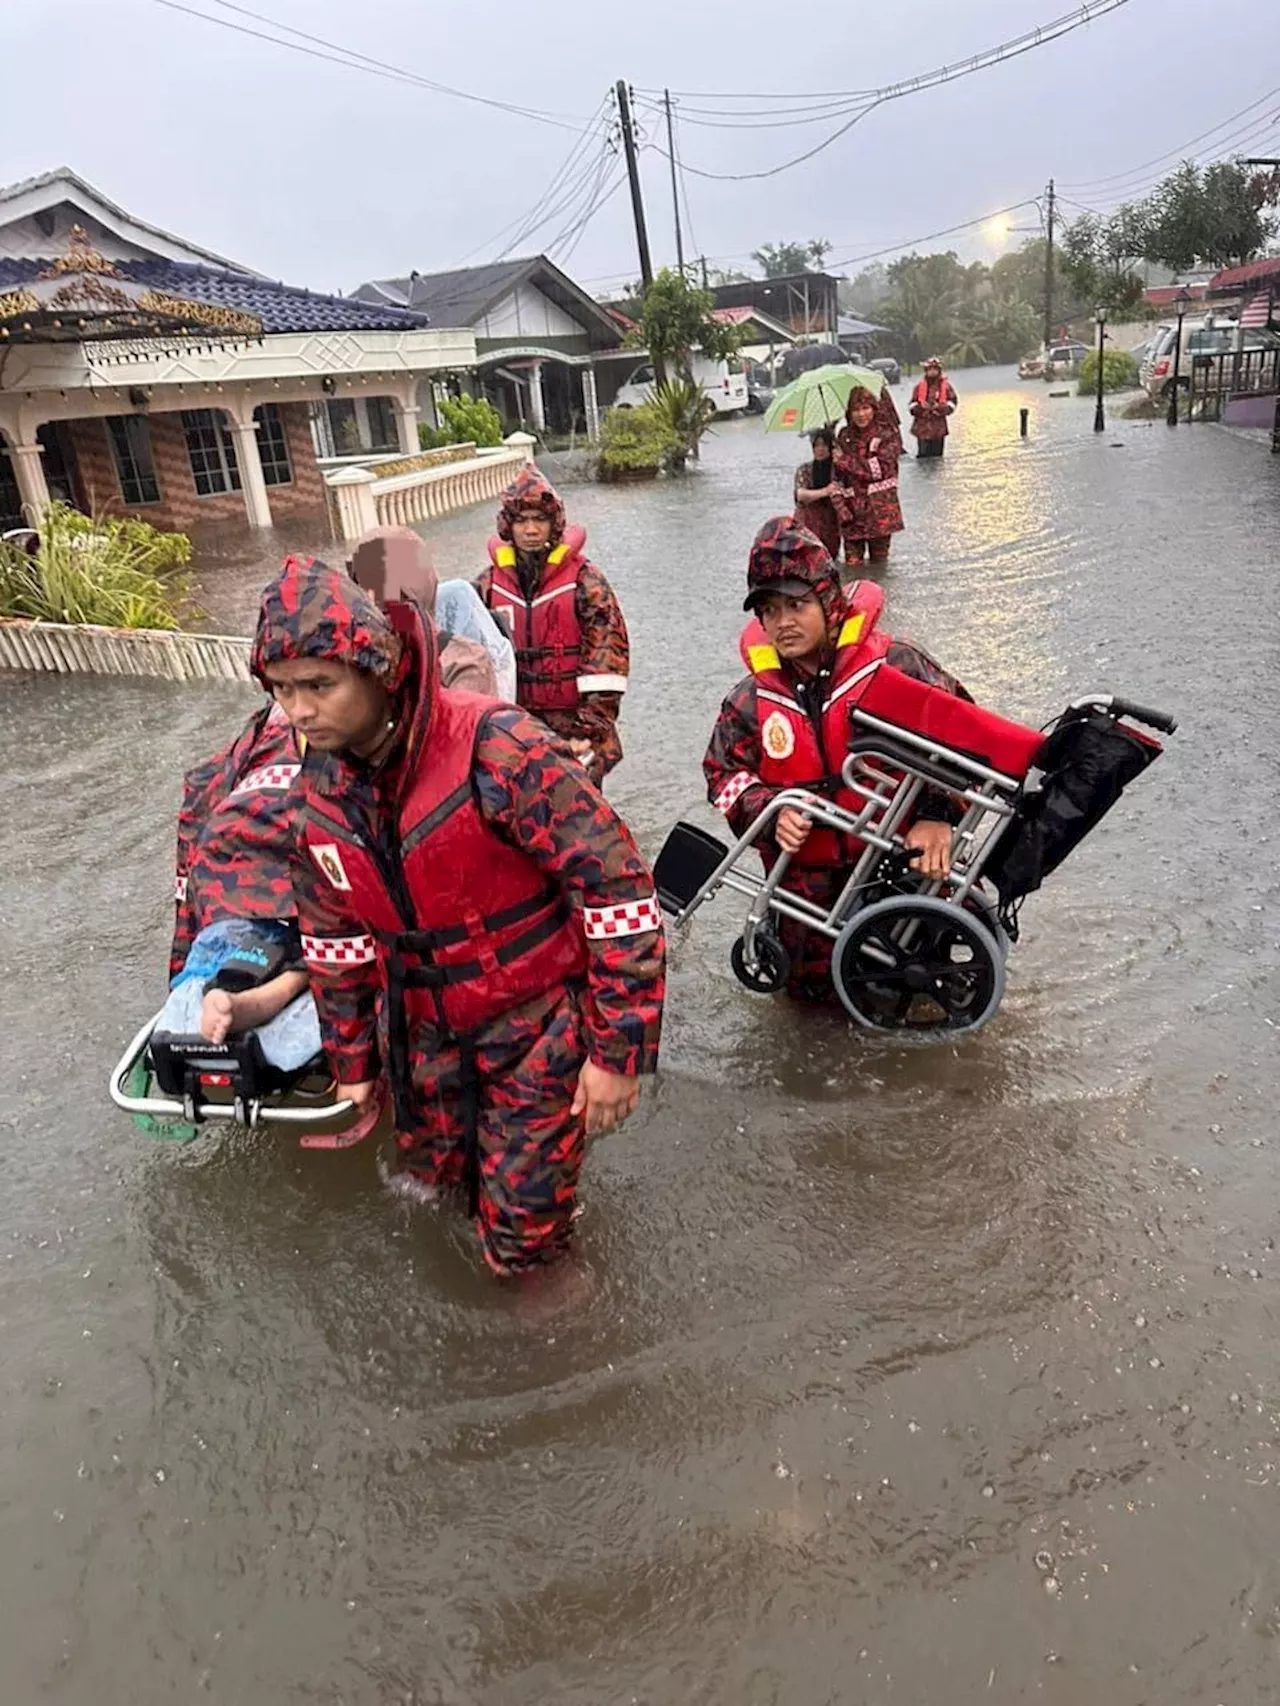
[1093, 306, 1107, 433]
[1166, 286, 1192, 427]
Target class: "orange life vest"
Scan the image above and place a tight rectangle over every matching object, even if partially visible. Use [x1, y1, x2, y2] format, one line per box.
[486, 525, 588, 714]
[741, 581, 891, 866]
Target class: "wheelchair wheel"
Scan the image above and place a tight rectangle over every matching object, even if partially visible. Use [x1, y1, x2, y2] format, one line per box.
[832, 895, 1004, 1035]
[730, 930, 790, 995]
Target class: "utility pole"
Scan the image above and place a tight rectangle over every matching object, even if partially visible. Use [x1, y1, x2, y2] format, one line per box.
[700, 255, 709, 290]
[616, 81, 654, 291]
[664, 89, 685, 274]
[1043, 177, 1056, 353]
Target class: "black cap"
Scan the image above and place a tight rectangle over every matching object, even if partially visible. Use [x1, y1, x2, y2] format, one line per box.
[743, 576, 815, 612]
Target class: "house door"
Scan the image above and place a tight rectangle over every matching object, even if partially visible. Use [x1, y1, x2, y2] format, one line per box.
[0, 424, 81, 529]
[0, 442, 21, 530]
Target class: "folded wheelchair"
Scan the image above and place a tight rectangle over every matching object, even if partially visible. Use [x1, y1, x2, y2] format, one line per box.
[655, 663, 1175, 1036]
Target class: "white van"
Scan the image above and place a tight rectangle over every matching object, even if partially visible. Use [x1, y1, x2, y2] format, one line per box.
[612, 354, 748, 416]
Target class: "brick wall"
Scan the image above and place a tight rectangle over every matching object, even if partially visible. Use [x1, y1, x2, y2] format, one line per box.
[61, 401, 327, 535]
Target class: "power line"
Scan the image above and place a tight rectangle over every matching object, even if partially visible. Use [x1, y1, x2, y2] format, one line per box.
[556, 171, 627, 268]
[456, 101, 613, 265]
[149, 0, 590, 130]
[1060, 85, 1280, 190]
[642, 0, 1130, 107]
[647, 0, 1132, 181]
[827, 201, 1044, 270]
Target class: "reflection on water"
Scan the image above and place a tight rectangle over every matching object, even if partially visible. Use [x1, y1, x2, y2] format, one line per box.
[3, 368, 1280, 1703]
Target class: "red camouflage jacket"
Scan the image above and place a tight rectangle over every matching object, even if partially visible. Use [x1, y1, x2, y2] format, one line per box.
[474, 541, 629, 777]
[170, 700, 301, 979]
[289, 605, 664, 1087]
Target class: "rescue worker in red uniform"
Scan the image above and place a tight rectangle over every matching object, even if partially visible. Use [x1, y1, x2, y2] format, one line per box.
[251, 556, 665, 1274]
[474, 467, 629, 783]
[703, 517, 968, 1003]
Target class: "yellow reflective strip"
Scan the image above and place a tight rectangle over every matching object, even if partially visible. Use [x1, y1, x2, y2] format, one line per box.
[547, 543, 569, 565]
[495, 544, 516, 569]
[836, 612, 865, 648]
[298, 733, 308, 757]
[747, 643, 780, 672]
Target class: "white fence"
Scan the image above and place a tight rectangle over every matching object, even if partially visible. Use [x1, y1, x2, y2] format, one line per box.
[326, 434, 537, 541]
[0, 618, 252, 682]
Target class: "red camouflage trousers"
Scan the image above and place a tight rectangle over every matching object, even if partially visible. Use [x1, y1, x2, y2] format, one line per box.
[397, 985, 588, 1274]
[770, 862, 852, 1006]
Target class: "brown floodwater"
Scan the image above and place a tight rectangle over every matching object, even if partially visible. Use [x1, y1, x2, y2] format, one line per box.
[2, 370, 1279, 1704]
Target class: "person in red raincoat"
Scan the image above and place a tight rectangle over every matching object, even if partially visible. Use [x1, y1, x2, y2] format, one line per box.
[703, 518, 967, 1003]
[909, 357, 957, 459]
[831, 386, 905, 567]
[474, 468, 629, 784]
[252, 557, 665, 1275]
[791, 427, 842, 559]
[169, 550, 498, 1057]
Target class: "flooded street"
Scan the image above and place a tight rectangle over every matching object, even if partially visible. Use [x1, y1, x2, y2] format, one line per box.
[4, 367, 1280, 1704]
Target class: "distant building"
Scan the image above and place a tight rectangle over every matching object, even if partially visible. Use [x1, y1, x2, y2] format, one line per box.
[351, 255, 633, 437]
[709, 272, 841, 341]
[0, 169, 474, 535]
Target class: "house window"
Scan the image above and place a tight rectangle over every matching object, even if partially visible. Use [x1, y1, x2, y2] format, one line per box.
[322, 396, 401, 456]
[253, 403, 293, 486]
[365, 396, 399, 452]
[105, 415, 160, 505]
[181, 408, 242, 497]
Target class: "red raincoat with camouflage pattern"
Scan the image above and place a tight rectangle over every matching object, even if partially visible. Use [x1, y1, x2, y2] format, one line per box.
[474, 467, 629, 780]
[252, 557, 664, 1273]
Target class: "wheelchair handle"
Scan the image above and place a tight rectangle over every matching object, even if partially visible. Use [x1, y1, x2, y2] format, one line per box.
[1108, 696, 1178, 736]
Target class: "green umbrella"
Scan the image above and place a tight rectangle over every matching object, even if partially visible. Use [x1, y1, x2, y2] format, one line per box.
[763, 363, 885, 435]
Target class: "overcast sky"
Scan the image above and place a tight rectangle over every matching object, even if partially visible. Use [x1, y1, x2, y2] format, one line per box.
[2, 0, 1276, 297]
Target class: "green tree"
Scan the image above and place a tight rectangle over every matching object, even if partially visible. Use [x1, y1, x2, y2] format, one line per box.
[1142, 159, 1277, 272]
[751, 239, 832, 277]
[879, 251, 969, 362]
[1060, 206, 1148, 315]
[633, 267, 742, 389]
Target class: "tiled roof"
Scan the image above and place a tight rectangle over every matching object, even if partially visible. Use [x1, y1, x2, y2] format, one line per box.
[0, 254, 430, 335]
[1209, 256, 1280, 292]
[353, 259, 532, 326]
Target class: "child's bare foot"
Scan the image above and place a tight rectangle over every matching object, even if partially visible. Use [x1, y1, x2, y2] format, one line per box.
[200, 987, 239, 1044]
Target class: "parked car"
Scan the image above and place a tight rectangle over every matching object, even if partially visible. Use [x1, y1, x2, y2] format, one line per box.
[613, 354, 748, 416]
[866, 356, 901, 385]
[745, 364, 774, 414]
[1017, 351, 1045, 380]
[1141, 316, 1280, 400]
[1042, 342, 1090, 380]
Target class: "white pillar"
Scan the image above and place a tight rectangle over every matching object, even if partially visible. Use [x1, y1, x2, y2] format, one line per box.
[393, 397, 420, 455]
[528, 361, 546, 433]
[327, 466, 379, 540]
[581, 367, 600, 443]
[8, 438, 50, 523]
[504, 431, 538, 466]
[226, 416, 274, 530]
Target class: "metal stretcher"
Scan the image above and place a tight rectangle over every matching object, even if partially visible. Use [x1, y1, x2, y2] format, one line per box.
[655, 662, 1176, 1036]
[109, 1012, 357, 1142]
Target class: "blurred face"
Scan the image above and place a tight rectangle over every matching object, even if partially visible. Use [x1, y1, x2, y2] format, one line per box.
[811, 436, 831, 461]
[925, 364, 941, 381]
[756, 590, 828, 663]
[263, 657, 391, 756]
[512, 509, 553, 552]
[850, 400, 876, 430]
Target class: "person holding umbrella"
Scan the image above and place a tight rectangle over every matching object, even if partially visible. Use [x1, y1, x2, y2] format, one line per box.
[909, 357, 957, 459]
[832, 386, 904, 567]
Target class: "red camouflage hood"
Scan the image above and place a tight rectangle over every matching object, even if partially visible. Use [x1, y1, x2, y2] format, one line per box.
[744, 516, 844, 627]
[496, 467, 566, 546]
[250, 555, 408, 689]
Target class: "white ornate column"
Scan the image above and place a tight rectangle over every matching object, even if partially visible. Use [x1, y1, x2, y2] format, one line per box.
[224, 412, 274, 530]
[7, 437, 50, 523]
[392, 396, 421, 455]
[581, 366, 600, 442]
[327, 466, 379, 540]
[504, 431, 538, 466]
[528, 361, 546, 433]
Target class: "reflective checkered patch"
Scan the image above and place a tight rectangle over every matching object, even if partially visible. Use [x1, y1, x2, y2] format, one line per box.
[582, 895, 662, 940]
[712, 770, 759, 815]
[231, 763, 301, 797]
[301, 933, 378, 966]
